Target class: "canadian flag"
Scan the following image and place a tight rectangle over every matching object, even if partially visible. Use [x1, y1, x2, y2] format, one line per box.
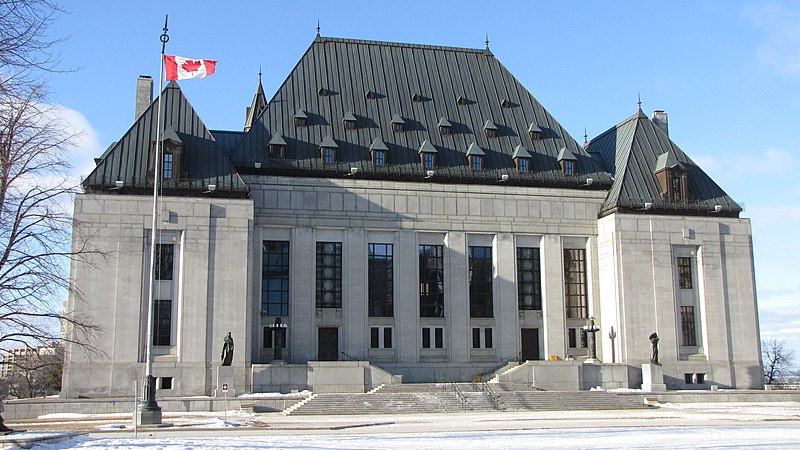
[164, 55, 217, 80]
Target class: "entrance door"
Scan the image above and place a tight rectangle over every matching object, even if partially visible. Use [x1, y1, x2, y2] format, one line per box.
[318, 327, 339, 361]
[521, 328, 540, 361]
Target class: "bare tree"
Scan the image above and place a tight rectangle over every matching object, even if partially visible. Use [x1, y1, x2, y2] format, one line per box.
[762, 338, 796, 385]
[2, 343, 63, 398]
[1, 0, 100, 368]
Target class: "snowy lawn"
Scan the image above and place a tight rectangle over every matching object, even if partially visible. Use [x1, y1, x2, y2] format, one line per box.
[29, 425, 800, 449]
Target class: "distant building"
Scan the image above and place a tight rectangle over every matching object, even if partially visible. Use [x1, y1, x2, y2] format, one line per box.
[61, 35, 761, 398]
[1, 345, 57, 379]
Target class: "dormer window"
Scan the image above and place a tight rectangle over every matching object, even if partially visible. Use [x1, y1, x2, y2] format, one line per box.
[370, 137, 389, 168]
[418, 139, 438, 169]
[152, 126, 184, 181]
[268, 134, 287, 159]
[466, 142, 486, 172]
[319, 134, 338, 165]
[470, 155, 483, 172]
[365, 90, 376, 100]
[293, 110, 308, 127]
[513, 144, 532, 175]
[500, 99, 512, 109]
[518, 158, 529, 174]
[422, 153, 435, 169]
[163, 153, 174, 179]
[438, 117, 452, 135]
[654, 151, 689, 203]
[322, 147, 336, 164]
[391, 114, 405, 133]
[528, 123, 543, 141]
[484, 120, 498, 138]
[318, 88, 329, 97]
[411, 93, 422, 102]
[671, 174, 682, 202]
[342, 112, 357, 130]
[456, 95, 467, 106]
[557, 146, 578, 176]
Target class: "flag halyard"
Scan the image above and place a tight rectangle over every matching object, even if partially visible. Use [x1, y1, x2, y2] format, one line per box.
[164, 55, 217, 80]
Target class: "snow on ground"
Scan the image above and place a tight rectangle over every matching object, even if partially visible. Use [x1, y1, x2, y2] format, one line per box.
[29, 425, 800, 449]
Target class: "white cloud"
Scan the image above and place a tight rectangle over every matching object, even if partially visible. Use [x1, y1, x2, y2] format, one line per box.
[745, 1, 800, 76]
[50, 104, 104, 180]
[695, 147, 794, 179]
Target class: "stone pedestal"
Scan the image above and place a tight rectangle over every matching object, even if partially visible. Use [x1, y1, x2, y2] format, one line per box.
[214, 366, 236, 398]
[642, 363, 666, 392]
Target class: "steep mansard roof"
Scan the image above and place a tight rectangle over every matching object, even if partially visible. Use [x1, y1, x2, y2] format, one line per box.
[83, 82, 248, 197]
[587, 109, 741, 217]
[231, 36, 612, 187]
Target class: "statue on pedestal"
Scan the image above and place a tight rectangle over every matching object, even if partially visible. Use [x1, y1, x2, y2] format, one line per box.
[649, 332, 660, 365]
[221, 331, 234, 366]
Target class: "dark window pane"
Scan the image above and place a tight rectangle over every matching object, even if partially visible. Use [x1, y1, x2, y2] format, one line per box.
[469, 246, 493, 318]
[154, 243, 174, 281]
[564, 249, 587, 318]
[568, 328, 577, 348]
[316, 242, 342, 308]
[517, 247, 542, 310]
[485, 328, 493, 349]
[472, 328, 481, 349]
[681, 305, 697, 346]
[678, 257, 693, 289]
[384, 328, 392, 349]
[263, 326, 272, 348]
[422, 328, 431, 349]
[419, 245, 445, 317]
[153, 299, 171, 346]
[369, 243, 394, 317]
[370, 327, 379, 349]
[262, 241, 290, 315]
[435, 327, 444, 348]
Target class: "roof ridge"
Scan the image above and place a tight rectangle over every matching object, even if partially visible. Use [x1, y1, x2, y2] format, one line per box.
[316, 35, 486, 54]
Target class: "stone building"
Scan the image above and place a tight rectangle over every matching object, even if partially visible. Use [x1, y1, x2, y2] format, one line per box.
[61, 35, 761, 398]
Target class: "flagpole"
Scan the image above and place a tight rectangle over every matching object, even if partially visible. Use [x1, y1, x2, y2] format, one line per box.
[137, 14, 169, 426]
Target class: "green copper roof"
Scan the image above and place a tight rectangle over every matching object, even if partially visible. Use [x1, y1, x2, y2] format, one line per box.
[466, 142, 486, 156]
[370, 137, 389, 151]
[418, 139, 437, 154]
[587, 109, 741, 217]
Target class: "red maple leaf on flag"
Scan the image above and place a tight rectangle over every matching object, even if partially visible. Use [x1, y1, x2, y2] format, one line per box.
[181, 59, 202, 72]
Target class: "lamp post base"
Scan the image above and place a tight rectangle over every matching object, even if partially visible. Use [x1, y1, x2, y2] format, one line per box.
[136, 375, 162, 425]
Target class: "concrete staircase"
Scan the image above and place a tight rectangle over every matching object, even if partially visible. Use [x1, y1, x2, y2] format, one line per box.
[285, 382, 648, 415]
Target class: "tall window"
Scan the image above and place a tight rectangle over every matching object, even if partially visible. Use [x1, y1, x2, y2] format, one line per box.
[262, 241, 290, 316]
[681, 305, 697, 346]
[419, 245, 444, 317]
[564, 248, 588, 318]
[163, 153, 173, 179]
[155, 243, 174, 280]
[373, 150, 386, 167]
[316, 242, 342, 308]
[471, 155, 483, 172]
[518, 158, 528, 174]
[564, 160, 574, 175]
[153, 299, 171, 346]
[422, 327, 444, 349]
[322, 147, 335, 165]
[368, 243, 393, 317]
[469, 246, 493, 318]
[517, 247, 541, 310]
[423, 153, 435, 169]
[677, 257, 692, 289]
[671, 174, 682, 201]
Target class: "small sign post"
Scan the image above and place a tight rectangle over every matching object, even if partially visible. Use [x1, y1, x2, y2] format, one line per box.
[222, 383, 229, 423]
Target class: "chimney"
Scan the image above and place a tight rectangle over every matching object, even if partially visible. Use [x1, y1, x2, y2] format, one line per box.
[135, 75, 153, 120]
[651, 110, 668, 136]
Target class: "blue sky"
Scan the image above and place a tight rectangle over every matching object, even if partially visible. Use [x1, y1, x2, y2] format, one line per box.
[48, 1, 800, 362]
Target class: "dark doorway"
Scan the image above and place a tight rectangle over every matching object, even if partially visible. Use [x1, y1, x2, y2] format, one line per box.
[521, 328, 540, 361]
[318, 327, 338, 361]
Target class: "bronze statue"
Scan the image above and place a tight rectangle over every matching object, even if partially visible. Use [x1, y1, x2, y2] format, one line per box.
[221, 331, 234, 366]
[649, 332, 660, 365]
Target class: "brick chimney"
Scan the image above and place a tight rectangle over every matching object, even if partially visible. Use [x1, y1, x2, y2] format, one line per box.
[651, 110, 668, 136]
[135, 75, 153, 120]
